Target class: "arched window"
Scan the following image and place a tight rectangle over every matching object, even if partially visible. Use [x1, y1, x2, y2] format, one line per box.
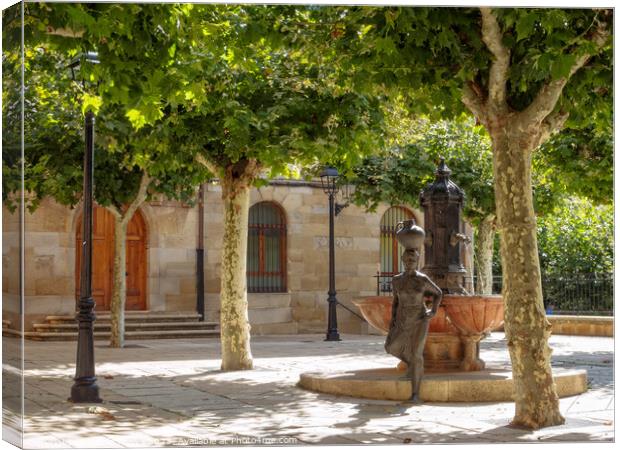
[380, 206, 415, 284]
[247, 202, 287, 293]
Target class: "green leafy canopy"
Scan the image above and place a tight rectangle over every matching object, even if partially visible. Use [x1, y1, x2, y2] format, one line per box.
[19, 3, 386, 189]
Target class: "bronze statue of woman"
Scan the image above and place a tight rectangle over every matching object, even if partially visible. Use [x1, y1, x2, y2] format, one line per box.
[385, 221, 442, 403]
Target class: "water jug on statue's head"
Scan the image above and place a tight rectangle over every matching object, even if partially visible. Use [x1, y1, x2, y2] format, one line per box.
[395, 219, 425, 250]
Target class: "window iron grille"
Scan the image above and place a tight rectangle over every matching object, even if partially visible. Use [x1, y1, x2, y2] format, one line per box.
[380, 206, 415, 279]
[247, 202, 287, 293]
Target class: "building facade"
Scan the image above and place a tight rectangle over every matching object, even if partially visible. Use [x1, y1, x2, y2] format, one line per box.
[3, 180, 473, 335]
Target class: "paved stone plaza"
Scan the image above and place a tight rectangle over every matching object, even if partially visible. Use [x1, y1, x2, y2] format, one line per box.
[4, 332, 614, 447]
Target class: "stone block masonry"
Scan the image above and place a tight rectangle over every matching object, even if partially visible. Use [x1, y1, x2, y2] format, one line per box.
[6, 180, 472, 336]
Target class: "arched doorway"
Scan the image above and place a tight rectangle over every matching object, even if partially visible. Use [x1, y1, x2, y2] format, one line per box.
[75, 206, 147, 311]
[379, 206, 415, 292]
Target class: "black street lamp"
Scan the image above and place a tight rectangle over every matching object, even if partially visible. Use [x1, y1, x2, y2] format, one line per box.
[69, 52, 102, 403]
[320, 167, 342, 342]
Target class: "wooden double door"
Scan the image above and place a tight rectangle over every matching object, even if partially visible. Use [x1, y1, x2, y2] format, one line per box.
[75, 206, 147, 311]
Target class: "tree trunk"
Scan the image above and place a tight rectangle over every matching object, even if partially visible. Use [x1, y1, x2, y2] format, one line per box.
[110, 217, 127, 348]
[219, 177, 253, 370]
[105, 173, 150, 349]
[491, 133, 563, 429]
[475, 215, 495, 295]
[458, 6, 598, 428]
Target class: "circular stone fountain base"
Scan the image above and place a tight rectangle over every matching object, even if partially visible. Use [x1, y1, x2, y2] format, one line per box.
[298, 367, 587, 402]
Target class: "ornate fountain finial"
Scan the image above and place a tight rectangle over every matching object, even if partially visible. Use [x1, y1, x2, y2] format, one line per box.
[436, 157, 452, 179]
[420, 157, 465, 202]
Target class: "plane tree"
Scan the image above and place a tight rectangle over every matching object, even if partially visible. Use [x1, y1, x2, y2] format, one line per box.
[162, 6, 385, 370]
[4, 5, 211, 348]
[310, 6, 612, 428]
[350, 110, 611, 295]
[22, 3, 386, 368]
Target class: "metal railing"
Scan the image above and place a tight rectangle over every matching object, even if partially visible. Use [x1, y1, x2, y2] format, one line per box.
[375, 273, 395, 295]
[375, 272, 613, 316]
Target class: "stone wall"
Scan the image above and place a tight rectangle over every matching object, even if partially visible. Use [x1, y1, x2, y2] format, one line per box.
[495, 315, 613, 337]
[202, 181, 423, 335]
[140, 200, 198, 313]
[20, 198, 77, 329]
[2, 197, 202, 330]
[4, 182, 441, 335]
[546, 316, 612, 337]
[2, 204, 21, 329]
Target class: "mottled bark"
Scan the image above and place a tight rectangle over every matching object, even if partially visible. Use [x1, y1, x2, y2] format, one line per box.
[109, 217, 127, 348]
[459, 7, 606, 429]
[105, 172, 151, 348]
[218, 159, 260, 371]
[474, 215, 495, 295]
[491, 133, 562, 429]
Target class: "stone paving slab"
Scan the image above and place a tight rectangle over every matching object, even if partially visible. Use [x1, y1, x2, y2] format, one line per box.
[2, 332, 614, 447]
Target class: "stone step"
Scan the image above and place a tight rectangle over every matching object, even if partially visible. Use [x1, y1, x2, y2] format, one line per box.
[4, 328, 220, 341]
[45, 311, 201, 324]
[33, 321, 219, 333]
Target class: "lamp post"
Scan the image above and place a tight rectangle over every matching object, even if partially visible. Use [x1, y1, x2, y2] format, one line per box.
[320, 167, 342, 341]
[69, 52, 102, 403]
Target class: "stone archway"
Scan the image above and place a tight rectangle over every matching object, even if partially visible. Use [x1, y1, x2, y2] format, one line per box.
[75, 206, 147, 311]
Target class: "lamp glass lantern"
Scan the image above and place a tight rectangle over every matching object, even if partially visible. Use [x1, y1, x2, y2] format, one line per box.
[68, 51, 100, 84]
[320, 167, 339, 195]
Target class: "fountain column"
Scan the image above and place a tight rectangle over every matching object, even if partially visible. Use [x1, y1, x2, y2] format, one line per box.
[419, 158, 469, 293]
[419, 159, 471, 371]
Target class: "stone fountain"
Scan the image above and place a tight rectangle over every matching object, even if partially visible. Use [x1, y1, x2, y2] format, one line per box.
[299, 160, 587, 402]
[353, 159, 503, 372]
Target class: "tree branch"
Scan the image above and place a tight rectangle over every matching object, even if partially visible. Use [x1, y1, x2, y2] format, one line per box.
[533, 111, 570, 149]
[121, 172, 151, 226]
[230, 158, 262, 188]
[480, 8, 510, 111]
[243, 158, 261, 179]
[461, 82, 488, 124]
[518, 21, 609, 127]
[104, 204, 122, 220]
[219, 157, 262, 200]
[196, 154, 223, 178]
[45, 26, 84, 38]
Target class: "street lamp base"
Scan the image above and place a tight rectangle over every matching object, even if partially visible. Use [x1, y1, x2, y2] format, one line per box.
[325, 332, 341, 342]
[69, 379, 102, 403]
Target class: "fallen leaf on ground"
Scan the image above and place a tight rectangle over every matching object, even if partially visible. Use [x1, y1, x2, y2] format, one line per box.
[103, 374, 114, 379]
[403, 438, 412, 444]
[87, 406, 116, 421]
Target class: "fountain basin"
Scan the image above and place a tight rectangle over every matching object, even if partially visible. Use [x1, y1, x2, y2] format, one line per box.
[353, 294, 505, 372]
[351, 296, 391, 335]
[352, 296, 458, 335]
[442, 294, 504, 336]
[353, 296, 462, 371]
